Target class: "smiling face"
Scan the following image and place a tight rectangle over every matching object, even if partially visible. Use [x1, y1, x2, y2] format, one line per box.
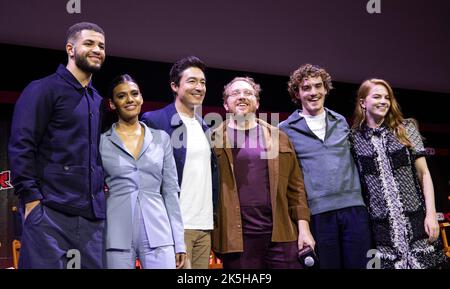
[224, 80, 259, 115]
[67, 29, 106, 73]
[361, 84, 391, 125]
[171, 67, 206, 111]
[110, 81, 143, 122]
[296, 76, 327, 116]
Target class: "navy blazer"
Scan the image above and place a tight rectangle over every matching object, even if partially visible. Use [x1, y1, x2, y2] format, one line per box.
[141, 103, 219, 213]
[8, 65, 105, 219]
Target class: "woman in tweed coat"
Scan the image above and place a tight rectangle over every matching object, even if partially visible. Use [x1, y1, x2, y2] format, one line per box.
[349, 78, 446, 269]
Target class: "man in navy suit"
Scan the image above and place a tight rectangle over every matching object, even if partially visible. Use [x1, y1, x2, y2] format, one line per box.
[8, 22, 107, 269]
[141, 56, 218, 269]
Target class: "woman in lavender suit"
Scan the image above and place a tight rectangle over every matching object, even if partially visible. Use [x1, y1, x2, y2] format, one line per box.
[100, 74, 186, 269]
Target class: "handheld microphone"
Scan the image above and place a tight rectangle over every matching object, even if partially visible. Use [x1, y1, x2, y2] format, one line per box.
[298, 246, 319, 269]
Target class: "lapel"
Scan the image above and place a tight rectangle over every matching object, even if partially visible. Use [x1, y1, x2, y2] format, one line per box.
[286, 110, 316, 138]
[106, 122, 152, 160]
[324, 109, 338, 140]
[137, 122, 153, 160]
[216, 121, 234, 175]
[106, 123, 129, 157]
[169, 110, 184, 129]
[257, 119, 278, 211]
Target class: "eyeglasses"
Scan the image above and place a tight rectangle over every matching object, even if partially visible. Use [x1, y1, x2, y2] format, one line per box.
[228, 89, 255, 98]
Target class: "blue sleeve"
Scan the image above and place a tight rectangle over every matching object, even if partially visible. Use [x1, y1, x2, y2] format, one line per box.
[141, 111, 156, 128]
[8, 80, 53, 203]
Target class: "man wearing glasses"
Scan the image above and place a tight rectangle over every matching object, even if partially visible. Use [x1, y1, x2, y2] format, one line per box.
[211, 77, 315, 269]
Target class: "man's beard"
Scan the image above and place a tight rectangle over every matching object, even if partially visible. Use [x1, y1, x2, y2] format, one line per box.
[232, 112, 257, 121]
[74, 51, 103, 73]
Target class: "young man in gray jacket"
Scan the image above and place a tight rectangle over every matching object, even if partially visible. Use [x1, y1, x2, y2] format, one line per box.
[279, 64, 372, 269]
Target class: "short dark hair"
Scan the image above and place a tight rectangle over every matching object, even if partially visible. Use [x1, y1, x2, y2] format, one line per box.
[169, 56, 206, 86]
[66, 22, 105, 43]
[108, 74, 139, 99]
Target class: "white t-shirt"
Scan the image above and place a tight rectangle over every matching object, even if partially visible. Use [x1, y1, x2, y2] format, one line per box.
[300, 110, 327, 141]
[179, 114, 213, 230]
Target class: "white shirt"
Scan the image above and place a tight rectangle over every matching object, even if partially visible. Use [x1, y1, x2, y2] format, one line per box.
[300, 110, 327, 141]
[179, 114, 213, 230]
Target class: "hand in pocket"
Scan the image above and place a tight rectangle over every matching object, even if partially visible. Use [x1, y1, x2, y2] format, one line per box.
[24, 200, 41, 220]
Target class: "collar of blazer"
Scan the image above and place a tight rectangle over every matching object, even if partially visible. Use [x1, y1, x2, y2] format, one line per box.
[105, 121, 153, 160]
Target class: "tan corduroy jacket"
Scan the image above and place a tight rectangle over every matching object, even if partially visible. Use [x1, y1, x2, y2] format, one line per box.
[211, 119, 310, 254]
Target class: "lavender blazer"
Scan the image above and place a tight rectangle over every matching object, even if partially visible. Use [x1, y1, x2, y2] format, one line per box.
[100, 122, 185, 253]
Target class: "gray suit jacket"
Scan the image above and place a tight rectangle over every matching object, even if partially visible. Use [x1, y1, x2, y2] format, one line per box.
[100, 122, 185, 253]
